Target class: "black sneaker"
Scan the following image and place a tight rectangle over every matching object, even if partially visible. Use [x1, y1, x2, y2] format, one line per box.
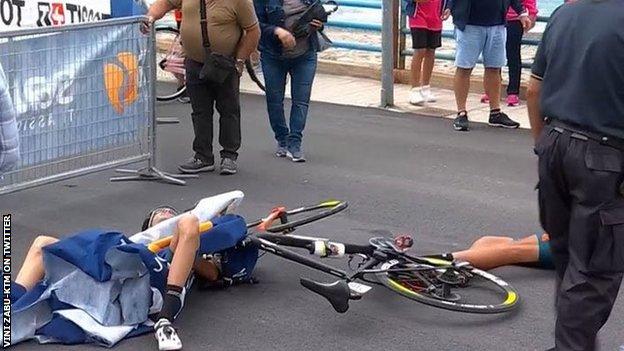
[178, 157, 215, 174]
[489, 112, 520, 129]
[220, 158, 237, 175]
[453, 112, 469, 131]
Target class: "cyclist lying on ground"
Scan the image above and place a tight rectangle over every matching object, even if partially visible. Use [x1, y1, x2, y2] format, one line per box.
[433, 233, 554, 271]
[10, 192, 255, 350]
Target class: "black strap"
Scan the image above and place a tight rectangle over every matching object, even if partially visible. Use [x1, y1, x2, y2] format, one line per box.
[199, 0, 210, 49]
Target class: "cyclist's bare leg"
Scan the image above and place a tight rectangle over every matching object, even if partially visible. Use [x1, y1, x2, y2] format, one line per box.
[15, 235, 59, 290]
[453, 235, 539, 270]
[468, 235, 515, 249]
[154, 213, 200, 351]
[167, 214, 200, 286]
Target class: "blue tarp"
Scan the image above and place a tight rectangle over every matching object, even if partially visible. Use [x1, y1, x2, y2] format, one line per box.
[10, 214, 248, 348]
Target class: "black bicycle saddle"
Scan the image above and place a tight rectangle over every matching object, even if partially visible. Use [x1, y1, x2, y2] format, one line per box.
[300, 278, 350, 313]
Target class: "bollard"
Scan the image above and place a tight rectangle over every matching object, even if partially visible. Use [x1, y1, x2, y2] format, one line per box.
[380, 0, 394, 107]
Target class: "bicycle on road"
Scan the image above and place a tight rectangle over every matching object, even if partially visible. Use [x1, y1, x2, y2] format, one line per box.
[150, 200, 520, 314]
[155, 25, 265, 102]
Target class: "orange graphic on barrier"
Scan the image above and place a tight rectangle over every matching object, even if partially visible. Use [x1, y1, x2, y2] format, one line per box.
[104, 52, 139, 114]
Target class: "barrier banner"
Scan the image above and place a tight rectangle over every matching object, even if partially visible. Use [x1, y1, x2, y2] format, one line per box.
[0, 0, 111, 31]
[0, 17, 153, 193]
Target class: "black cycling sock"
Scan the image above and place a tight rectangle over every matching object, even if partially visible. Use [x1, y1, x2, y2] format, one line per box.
[490, 108, 501, 116]
[158, 284, 185, 322]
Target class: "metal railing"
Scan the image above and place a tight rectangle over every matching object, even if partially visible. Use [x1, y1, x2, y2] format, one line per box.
[327, 0, 548, 69]
[0, 17, 154, 194]
[0, 16, 189, 194]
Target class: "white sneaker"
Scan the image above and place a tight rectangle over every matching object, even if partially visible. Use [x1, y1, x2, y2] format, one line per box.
[409, 87, 425, 106]
[422, 86, 437, 102]
[154, 318, 182, 351]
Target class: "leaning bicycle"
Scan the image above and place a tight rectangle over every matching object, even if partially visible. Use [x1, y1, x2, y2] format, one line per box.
[154, 25, 265, 102]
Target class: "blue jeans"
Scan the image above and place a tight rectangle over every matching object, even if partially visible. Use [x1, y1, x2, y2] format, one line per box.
[261, 51, 317, 152]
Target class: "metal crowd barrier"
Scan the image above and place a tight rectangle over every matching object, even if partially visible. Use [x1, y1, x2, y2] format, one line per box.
[0, 16, 190, 195]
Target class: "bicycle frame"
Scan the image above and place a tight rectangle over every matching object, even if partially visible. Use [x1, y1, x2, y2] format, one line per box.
[247, 233, 448, 283]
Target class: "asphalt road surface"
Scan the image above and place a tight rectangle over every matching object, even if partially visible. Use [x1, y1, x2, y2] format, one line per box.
[5, 94, 623, 350]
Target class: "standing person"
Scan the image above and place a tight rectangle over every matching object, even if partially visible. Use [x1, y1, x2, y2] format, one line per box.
[504, 0, 537, 106]
[0, 62, 19, 175]
[445, 0, 531, 132]
[527, 1, 624, 349]
[481, 0, 538, 107]
[254, 0, 326, 163]
[146, 0, 260, 175]
[406, 0, 448, 106]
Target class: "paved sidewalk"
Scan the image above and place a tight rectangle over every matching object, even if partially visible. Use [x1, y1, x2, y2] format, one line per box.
[240, 71, 531, 129]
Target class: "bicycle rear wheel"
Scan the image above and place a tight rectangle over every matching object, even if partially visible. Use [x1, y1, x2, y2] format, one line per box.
[155, 26, 187, 102]
[376, 258, 519, 314]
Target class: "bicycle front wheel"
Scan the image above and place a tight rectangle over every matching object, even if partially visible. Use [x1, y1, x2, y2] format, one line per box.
[155, 26, 187, 102]
[248, 200, 348, 233]
[376, 258, 519, 314]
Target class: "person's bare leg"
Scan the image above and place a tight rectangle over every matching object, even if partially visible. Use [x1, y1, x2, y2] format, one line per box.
[168, 214, 199, 286]
[484, 68, 502, 110]
[468, 236, 515, 250]
[515, 234, 541, 245]
[154, 213, 200, 350]
[454, 68, 472, 112]
[454, 240, 539, 270]
[410, 49, 426, 88]
[422, 49, 436, 86]
[15, 235, 58, 290]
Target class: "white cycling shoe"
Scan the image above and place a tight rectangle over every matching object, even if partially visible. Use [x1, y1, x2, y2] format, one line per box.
[154, 318, 182, 351]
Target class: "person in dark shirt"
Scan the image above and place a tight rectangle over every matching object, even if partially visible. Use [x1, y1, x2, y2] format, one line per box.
[527, 1, 624, 349]
[444, 0, 530, 131]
